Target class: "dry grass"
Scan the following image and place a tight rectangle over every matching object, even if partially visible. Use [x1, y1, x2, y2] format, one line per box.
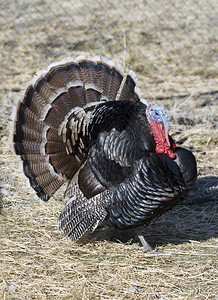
[1, 171, 217, 299]
[0, 0, 218, 299]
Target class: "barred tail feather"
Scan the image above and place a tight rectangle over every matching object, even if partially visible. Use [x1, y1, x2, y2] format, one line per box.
[59, 191, 110, 242]
[119, 70, 141, 102]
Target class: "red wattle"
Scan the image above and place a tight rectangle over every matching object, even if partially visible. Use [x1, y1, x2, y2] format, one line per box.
[149, 118, 175, 159]
[155, 145, 164, 153]
[167, 150, 175, 159]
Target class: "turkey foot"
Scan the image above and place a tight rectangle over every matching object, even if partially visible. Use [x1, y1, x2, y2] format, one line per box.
[136, 228, 156, 253]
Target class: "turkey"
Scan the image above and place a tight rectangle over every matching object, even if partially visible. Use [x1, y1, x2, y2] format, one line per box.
[11, 55, 197, 251]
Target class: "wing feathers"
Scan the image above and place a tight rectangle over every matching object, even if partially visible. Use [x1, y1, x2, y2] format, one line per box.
[59, 191, 110, 242]
[78, 163, 106, 198]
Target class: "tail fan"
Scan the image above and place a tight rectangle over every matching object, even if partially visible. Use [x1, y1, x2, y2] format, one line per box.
[11, 56, 141, 201]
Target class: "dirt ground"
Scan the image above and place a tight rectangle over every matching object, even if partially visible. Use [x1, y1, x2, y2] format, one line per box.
[0, 0, 217, 299]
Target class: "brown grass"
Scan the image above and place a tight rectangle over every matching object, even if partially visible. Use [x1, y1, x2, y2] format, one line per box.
[1, 177, 217, 299]
[0, 0, 218, 299]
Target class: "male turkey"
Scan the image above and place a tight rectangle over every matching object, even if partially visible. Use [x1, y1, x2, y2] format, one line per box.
[11, 55, 197, 251]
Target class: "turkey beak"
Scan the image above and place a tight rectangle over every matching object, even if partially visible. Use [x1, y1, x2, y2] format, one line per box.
[162, 116, 170, 147]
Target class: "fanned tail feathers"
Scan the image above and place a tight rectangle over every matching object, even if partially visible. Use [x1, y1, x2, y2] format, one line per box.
[11, 56, 141, 201]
